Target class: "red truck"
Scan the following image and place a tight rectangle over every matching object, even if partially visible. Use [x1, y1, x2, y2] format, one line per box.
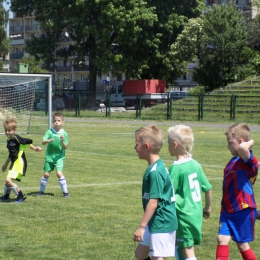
[106, 79, 167, 108]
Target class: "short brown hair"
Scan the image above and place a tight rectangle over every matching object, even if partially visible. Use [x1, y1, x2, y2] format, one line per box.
[3, 118, 17, 130]
[135, 125, 164, 153]
[224, 123, 251, 141]
[53, 112, 64, 121]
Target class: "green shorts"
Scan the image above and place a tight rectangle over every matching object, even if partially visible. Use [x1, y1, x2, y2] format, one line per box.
[44, 158, 64, 172]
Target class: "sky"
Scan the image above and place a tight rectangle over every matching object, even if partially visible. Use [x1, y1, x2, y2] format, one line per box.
[3, 1, 13, 18]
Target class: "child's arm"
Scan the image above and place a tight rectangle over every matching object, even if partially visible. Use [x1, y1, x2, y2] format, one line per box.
[238, 139, 254, 161]
[42, 139, 54, 145]
[203, 189, 212, 219]
[133, 198, 158, 242]
[2, 157, 11, 172]
[30, 143, 42, 152]
[60, 135, 67, 150]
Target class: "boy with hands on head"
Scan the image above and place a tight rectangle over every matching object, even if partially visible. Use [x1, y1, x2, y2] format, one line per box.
[133, 125, 178, 260]
[167, 125, 212, 260]
[216, 123, 258, 260]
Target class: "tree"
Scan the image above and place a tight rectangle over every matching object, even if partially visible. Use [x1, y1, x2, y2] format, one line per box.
[171, 3, 254, 91]
[10, 0, 206, 93]
[121, 0, 206, 82]
[0, 1, 10, 71]
[22, 55, 49, 73]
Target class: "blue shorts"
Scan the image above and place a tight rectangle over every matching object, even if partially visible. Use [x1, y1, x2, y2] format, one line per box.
[218, 208, 256, 243]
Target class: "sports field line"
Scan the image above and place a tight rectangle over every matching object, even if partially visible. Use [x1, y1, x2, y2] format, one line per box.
[65, 149, 225, 169]
[16, 178, 223, 192]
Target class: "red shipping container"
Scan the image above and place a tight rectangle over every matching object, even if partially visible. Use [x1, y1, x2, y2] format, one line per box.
[123, 80, 166, 94]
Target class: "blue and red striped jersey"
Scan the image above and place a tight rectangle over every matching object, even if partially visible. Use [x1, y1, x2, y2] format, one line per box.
[221, 150, 258, 214]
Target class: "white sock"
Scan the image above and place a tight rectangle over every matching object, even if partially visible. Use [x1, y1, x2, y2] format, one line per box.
[9, 185, 19, 196]
[59, 177, 68, 193]
[3, 184, 9, 196]
[186, 258, 197, 260]
[40, 177, 48, 192]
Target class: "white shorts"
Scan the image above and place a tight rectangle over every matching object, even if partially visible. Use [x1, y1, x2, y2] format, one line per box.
[140, 226, 176, 257]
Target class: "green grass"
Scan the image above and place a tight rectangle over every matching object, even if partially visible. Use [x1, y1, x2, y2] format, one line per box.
[0, 118, 260, 259]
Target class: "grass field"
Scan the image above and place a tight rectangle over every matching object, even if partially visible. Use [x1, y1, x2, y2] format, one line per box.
[0, 118, 259, 259]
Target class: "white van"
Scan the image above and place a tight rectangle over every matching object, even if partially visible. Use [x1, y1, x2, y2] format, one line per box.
[106, 83, 125, 107]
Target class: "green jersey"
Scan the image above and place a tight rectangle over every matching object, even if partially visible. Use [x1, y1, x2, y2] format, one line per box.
[169, 157, 212, 246]
[142, 158, 178, 234]
[43, 128, 68, 162]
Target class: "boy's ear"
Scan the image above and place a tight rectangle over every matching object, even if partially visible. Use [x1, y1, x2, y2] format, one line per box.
[239, 138, 244, 144]
[145, 143, 150, 150]
[173, 141, 178, 148]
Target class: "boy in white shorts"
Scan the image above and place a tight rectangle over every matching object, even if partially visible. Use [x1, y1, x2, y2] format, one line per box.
[133, 125, 178, 260]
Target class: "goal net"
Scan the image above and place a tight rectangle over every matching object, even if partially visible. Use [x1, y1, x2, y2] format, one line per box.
[0, 73, 52, 134]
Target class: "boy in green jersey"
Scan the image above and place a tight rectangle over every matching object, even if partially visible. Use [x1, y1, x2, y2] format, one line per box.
[133, 125, 178, 260]
[167, 125, 212, 260]
[37, 112, 69, 198]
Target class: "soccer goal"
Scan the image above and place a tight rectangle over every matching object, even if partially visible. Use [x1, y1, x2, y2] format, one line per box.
[0, 73, 52, 134]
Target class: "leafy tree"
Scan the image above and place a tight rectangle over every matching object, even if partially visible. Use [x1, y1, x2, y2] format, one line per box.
[0, 1, 10, 71]
[171, 4, 255, 91]
[22, 55, 49, 73]
[10, 0, 205, 95]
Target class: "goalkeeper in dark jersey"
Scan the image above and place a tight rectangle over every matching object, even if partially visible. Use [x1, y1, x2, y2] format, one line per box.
[0, 118, 42, 203]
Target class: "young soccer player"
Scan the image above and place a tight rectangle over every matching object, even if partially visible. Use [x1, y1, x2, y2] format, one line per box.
[1, 118, 41, 202]
[37, 112, 69, 198]
[167, 125, 212, 260]
[133, 125, 178, 260]
[216, 123, 258, 260]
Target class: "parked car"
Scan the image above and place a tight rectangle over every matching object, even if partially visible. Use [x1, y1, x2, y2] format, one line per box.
[167, 91, 190, 100]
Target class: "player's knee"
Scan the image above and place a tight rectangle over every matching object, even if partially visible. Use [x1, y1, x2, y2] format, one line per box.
[5, 178, 13, 186]
[56, 171, 63, 178]
[43, 172, 50, 178]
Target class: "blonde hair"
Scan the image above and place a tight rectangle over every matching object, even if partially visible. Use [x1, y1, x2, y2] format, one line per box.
[224, 123, 251, 141]
[3, 118, 17, 130]
[135, 125, 164, 153]
[167, 125, 194, 156]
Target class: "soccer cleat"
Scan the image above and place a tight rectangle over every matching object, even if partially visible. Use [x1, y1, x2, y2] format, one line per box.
[0, 194, 10, 201]
[63, 192, 70, 198]
[36, 191, 44, 197]
[15, 195, 26, 203]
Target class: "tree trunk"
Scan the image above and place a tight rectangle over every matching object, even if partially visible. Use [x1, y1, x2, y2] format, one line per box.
[88, 35, 98, 107]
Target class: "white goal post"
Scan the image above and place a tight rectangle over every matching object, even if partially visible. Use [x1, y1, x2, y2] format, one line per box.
[0, 73, 52, 134]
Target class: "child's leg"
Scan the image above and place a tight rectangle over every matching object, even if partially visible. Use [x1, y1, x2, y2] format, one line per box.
[182, 246, 196, 260]
[39, 172, 50, 193]
[237, 243, 256, 260]
[216, 235, 231, 260]
[6, 179, 26, 202]
[135, 244, 150, 260]
[2, 184, 10, 196]
[6, 178, 19, 196]
[57, 171, 69, 195]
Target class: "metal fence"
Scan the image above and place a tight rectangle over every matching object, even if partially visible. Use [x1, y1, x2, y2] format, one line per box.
[34, 89, 260, 123]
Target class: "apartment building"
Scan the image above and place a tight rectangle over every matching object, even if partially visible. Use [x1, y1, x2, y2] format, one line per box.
[8, 12, 124, 92]
[8, 1, 259, 91]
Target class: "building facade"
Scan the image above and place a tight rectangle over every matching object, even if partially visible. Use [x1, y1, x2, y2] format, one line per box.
[8, 12, 124, 93]
[8, 1, 260, 92]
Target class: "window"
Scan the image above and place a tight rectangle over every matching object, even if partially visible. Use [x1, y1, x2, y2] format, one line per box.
[118, 85, 123, 93]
